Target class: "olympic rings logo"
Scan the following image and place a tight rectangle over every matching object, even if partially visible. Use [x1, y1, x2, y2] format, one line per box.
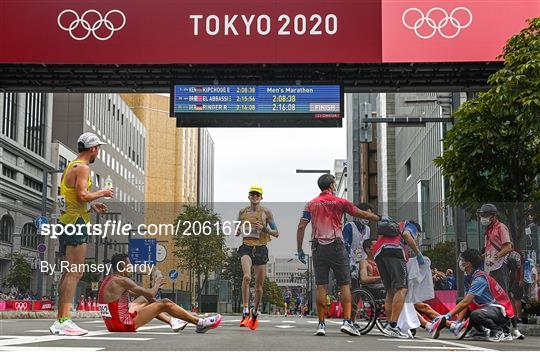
[15, 302, 28, 310]
[57, 9, 126, 41]
[402, 7, 472, 39]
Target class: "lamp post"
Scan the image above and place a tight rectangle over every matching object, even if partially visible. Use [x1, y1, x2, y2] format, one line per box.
[38, 168, 63, 297]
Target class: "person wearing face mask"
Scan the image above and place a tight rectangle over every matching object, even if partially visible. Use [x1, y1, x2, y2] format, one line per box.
[296, 174, 390, 337]
[436, 249, 518, 342]
[478, 204, 513, 293]
[49, 132, 114, 336]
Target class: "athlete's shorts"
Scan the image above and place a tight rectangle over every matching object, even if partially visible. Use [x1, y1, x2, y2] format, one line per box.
[104, 311, 138, 332]
[238, 244, 269, 266]
[58, 217, 89, 256]
[312, 241, 351, 286]
[375, 248, 408, 291]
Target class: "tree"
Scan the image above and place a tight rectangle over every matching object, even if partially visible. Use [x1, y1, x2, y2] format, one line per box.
[222, 250, 243, 312]
[173, 205, 227, 306]
[423, 241, 456, 272]
[4, 253, 32, 293]
[262, 277, 284, 312]
[434, 18, 540, 247]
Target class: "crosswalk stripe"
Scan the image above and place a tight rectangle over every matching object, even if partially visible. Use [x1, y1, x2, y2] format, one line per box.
[275, 325, 295, 329]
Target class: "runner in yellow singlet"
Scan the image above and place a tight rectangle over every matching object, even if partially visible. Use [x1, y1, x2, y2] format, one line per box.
[237, 186, 278, 330]
[49, 132, 114, 336]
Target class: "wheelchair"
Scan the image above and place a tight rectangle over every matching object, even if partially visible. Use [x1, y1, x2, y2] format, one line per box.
[351, 286, 388, 335]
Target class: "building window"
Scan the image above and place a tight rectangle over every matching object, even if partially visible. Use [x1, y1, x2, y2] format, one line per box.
[21, 223, 39, 249]
[2, 165, 16, 180]
[23, 176, 43, 192]
[405, 158, 412, 180]
[59, 156, 68, 171]
[417, 180, 430, 238]
[2, 93, 18, 140]
[0, 215, 14, 243]
[24, 93, 46, 157]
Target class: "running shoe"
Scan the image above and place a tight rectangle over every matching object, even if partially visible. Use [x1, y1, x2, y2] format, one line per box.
[466, 327, 490, 340]
[503, 333, 513, 341]
[430, 316, 446, 339]
[195, 314, 222, 333]
[511, 328, 525, 340]
[49, 319, 88, 336]
[352, 322, 362, 331]
[314, 322, 326, 336]
[248, 310, 259, 331]
[239, 313, 250, 327]
[488, 330, 505, 342]
[170, 318, 189, 332]
[340, 320, 361, 336]
[450, 318, 471, 340]
[383, 325, 410, 339]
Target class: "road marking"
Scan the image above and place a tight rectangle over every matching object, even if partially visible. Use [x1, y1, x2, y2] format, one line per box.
[0, 348, 104, 352]
[275, 325, 295, 329]
[415, 337, 496, 351]
[282, 320, 296, 323]
[378, 339, 441, 343]
[398, 346, 473, 350]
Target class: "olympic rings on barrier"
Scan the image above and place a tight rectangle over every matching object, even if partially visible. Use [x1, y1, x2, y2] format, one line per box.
[402, 7, 472, 39]
[57, 9, 126, 41]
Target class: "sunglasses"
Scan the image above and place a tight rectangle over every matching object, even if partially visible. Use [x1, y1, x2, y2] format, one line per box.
[249, 192, 262, 197]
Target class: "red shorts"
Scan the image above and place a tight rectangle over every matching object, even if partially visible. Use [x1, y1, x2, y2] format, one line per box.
[104, 311, 138, 332]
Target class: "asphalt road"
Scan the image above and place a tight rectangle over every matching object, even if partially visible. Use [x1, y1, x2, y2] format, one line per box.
[1, 315, 539, 351]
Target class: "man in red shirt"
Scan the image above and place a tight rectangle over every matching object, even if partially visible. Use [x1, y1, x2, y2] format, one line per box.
[478, 204, 513, 293]
[296, 174, 388, 337]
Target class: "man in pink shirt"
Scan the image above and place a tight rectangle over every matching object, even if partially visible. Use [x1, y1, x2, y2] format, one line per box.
[296, 174, 388, 337]
[478, 203, 513, 293]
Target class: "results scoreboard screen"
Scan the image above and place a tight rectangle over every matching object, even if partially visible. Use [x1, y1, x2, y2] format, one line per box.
[171, 85, 342, 127]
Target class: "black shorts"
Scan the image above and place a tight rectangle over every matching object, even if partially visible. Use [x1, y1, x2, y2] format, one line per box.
[375, 248, 407, 291]
[238, 244, 269, 266]
[312, 241, 351, 286]
[58, 218, 89, 256]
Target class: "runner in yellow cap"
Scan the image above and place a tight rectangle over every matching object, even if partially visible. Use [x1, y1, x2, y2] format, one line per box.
[237, 186, 278, 330]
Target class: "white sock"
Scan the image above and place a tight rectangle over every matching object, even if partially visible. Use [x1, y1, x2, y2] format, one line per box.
[243, 307, 249, 314]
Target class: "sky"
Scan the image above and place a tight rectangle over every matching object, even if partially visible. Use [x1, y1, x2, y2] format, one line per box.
[208, 123, 347, 257]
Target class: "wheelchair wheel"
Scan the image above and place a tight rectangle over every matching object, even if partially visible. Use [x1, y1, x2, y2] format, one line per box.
[351, 288, 377, 335]
[375, 299, 389, 333]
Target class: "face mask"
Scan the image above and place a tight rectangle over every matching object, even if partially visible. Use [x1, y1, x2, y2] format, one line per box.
[480, 217, 491, 226]
[360, 219, 370, 226]
[458, 259, 467, 272]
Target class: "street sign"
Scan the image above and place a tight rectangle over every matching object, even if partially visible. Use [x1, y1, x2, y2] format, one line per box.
[169, 269, 178, 282]
[129, 238, 157, 265]
[156, 244, 167, 262]
[34, 216, 49, 231]
[37, 243, 47, 254]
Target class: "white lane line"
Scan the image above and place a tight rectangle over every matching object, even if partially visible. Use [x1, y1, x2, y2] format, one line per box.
[0, 348, 104, 352]
[398, 346, 472, 350]
[282, 320, 296, 323]
[25, 330, 50, 333]
[275, 325, 295, 329]
[377, 339, 441, 343]
[0, 329, 110, 347]
[415, 337, 496, 351]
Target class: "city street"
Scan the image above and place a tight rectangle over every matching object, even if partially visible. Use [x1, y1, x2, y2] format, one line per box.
[1, 316, 539, 351]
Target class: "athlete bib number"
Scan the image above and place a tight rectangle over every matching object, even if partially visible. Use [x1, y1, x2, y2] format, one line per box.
[56, 196, 66, 212]
[99, 303, 112, 318]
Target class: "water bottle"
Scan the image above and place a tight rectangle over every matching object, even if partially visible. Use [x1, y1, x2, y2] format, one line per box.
[104, 175, 113, 199]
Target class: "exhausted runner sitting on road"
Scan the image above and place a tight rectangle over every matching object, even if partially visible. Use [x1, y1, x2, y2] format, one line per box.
[98, 253, 222, 333]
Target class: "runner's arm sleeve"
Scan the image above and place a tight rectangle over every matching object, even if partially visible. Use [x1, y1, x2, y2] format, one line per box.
[264, 209, 279, 237]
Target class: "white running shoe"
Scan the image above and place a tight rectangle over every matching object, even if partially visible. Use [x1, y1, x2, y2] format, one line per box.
[170, 318, 189, 332]
[340, 320, 361, 336]
[195, 314, 222, 333]
[384, 325, 411, 339]
[511, 328, 525, 340]
[49, 319, 88, 336]
[314, 322, 326, 336]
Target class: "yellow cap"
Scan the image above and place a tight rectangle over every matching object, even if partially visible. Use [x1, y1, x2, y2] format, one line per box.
[249, 186, 263, 196]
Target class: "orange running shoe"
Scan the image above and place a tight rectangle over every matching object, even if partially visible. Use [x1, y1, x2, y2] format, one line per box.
[248, 309, 259, 331]
[239, 313, 250, 327]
